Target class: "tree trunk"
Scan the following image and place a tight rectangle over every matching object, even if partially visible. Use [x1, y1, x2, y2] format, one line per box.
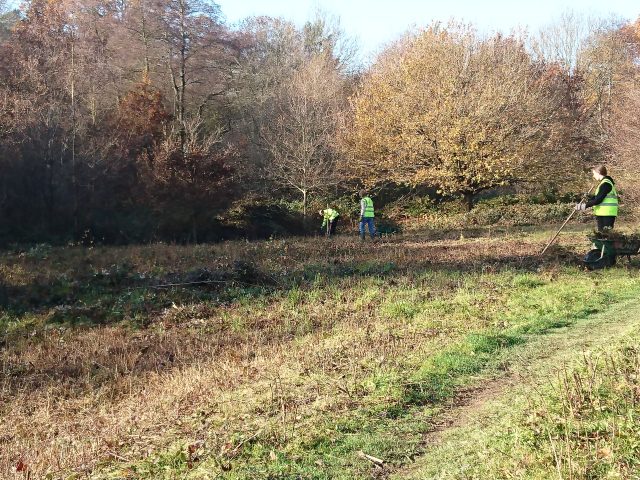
[302, 189, 308, 234]
[178, 0, 187, 155]
[45, 136, 55, 232]
[302, 189, 307, 218]
[70, 34, 79, 237]
[140, 0, 151, 77]
[191, 213, 198, 244]
[463, 192, 474, 212]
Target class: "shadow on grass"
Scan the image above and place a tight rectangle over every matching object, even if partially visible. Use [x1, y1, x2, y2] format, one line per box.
[0, 242, 583, 331]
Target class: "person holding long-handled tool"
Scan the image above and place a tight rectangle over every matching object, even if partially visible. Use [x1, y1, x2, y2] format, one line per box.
[541, 165, 618, 255]
[575, 165, 619, 232]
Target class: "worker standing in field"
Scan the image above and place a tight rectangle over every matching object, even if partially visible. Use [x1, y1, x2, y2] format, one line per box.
[320, 207, 340, 237]
[359, 189, 377, 240]
[575, 165, 619, 231]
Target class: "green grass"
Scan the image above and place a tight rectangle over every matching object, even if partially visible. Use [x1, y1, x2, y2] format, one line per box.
[399, 310, 640, 480]
[97, 267, 640, 479]
[4, 229, 640, 479]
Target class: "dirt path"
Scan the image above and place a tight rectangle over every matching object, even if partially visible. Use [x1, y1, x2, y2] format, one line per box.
[387, 297, 640, 479]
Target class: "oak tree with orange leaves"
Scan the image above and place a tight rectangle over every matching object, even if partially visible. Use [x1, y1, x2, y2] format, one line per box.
[342, 24, 582, 210]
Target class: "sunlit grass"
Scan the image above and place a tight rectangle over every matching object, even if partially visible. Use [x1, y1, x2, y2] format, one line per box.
[399, 313, 640, 480]
[2, 226, 640, 478]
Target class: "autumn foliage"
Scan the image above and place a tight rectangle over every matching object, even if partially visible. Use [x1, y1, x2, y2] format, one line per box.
[607, 20, 640, 202]
[114, 78, 170, 162]
[0, 2, 638, 240]
[341, 24, 586, 209]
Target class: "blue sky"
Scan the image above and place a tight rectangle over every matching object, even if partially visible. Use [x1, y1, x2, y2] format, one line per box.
[217, 0, 639, 60]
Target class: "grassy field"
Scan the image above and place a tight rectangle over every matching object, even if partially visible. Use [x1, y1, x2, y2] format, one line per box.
[2, 223, 640, 479]
[396, 298, 640, 479]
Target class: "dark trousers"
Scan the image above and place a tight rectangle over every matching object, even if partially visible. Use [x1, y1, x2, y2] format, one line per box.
[596, 216, 616, 232]
[325, 218, 338, 236]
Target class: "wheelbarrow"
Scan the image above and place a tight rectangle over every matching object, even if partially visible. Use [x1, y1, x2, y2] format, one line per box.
[584, 234, 640, 270]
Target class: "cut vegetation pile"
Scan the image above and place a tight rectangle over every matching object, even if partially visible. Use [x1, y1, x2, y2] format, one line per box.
[1, 228, 640, 479]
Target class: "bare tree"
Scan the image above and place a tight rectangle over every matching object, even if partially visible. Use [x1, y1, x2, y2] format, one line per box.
[233, 16, 305, 194]
[578, 18, 631, 138]
[235, 13, 356, 206]
[153, 0, 235, 155]
[533, 10, 594, 73]
[533, 12, 629, 152]
[302, 9, 358, 73]
[261, 54, 346, 217]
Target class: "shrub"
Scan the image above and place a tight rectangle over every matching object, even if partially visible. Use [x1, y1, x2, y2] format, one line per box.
[225, 200, 308, 239]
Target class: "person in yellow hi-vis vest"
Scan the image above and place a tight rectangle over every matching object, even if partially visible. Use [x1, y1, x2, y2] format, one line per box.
[319, 208, 340, 237]
[359, 190, 377, 240]
[575, 165, 619, 232]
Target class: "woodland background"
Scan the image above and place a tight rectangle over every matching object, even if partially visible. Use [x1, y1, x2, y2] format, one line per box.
[0, 0, 639, 244]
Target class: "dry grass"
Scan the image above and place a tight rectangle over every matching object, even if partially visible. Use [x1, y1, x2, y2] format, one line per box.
[0, 228, 626, 478]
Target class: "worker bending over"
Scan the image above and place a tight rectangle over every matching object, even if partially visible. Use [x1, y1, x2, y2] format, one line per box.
[576, 165, 619, 232]
[359, 190, 377, 240]
[320, 208, 340, 237]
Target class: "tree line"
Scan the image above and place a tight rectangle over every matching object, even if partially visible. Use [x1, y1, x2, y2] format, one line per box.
[0, 2, 638, 243]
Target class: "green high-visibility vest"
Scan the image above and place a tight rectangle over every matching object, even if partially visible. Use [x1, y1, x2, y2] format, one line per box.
[593, 179, 618, 217]
[322, 208, 339, 226]
[362, 197, 374, 218]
